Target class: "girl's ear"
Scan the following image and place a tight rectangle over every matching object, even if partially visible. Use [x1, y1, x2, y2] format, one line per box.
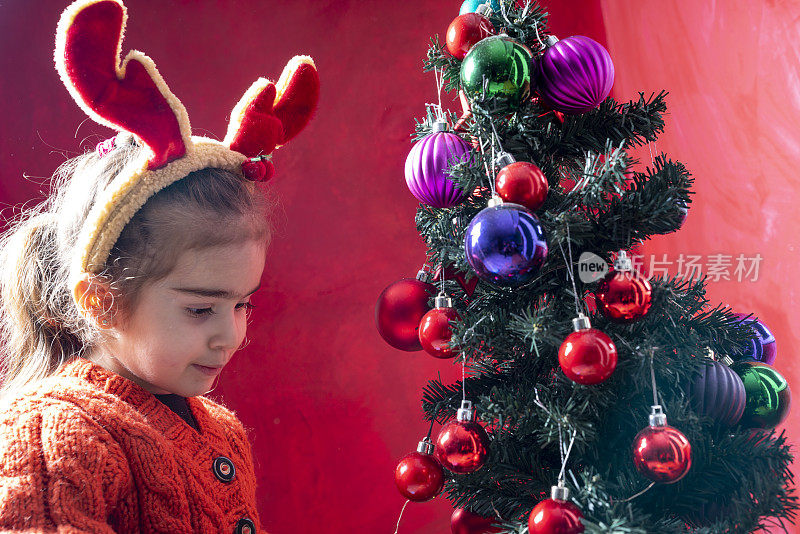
[73, 274, 117, 329]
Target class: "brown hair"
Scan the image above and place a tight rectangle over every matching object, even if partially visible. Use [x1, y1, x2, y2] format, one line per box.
[0, 137, 274, 405]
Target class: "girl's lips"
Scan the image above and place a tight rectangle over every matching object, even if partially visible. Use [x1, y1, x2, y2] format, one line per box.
[193, 364, 222, 376]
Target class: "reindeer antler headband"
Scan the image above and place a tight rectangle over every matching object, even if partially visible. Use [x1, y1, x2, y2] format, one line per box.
[54, 0, 319, 285]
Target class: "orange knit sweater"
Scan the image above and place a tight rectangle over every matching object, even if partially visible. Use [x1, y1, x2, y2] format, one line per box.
[0, 357, 264, 533]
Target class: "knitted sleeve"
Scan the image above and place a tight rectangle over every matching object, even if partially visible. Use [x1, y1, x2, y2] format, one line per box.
[0, 399, 134, 532]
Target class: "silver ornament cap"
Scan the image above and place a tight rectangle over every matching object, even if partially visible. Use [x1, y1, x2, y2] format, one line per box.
[572, 313, 592, 332]
[416, 268, 432, 283]
[649, 404, 668, 427]
[495, 151, 516, 169]
[435, 294, 453, 308]
[456, 400, 475, 422]
[551, 484, 570, 502]
[546, 35, 559, 46]
[417, 437, 435, 455]
[613, 250, 633, 272]
[431, 120, 449, 133]
[487, 195, 504, 208]
[476, 3, 493, 16]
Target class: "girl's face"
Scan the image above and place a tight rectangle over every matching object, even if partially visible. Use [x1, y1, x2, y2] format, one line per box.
[89, 239, 267, 397]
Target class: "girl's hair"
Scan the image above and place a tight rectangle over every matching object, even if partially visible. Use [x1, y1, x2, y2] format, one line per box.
[0, 136, 274, 405]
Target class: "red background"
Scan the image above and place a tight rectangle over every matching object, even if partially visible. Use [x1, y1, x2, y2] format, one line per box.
[0, 1, 797, 532]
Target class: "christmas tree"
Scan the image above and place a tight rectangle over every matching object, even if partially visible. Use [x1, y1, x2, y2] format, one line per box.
[380, 2, 797, 532]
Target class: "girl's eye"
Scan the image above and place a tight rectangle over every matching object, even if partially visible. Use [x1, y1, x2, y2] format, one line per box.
[186, 302, 256, 318]
[186, 307, 214, 317]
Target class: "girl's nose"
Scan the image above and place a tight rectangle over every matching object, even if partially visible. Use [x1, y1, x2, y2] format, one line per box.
[210, 309, 244, 352]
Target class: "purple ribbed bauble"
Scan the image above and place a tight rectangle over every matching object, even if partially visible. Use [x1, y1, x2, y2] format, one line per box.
[733, 313, 777, 365]
[405, 129, 472, 208]
[536, 35, 614, 115]
[690, 360, 746, 427]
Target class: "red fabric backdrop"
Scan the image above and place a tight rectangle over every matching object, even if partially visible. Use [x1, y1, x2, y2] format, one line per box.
[0, 1, 796, 532]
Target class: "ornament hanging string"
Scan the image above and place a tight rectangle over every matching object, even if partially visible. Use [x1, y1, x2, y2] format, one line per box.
[462, 359, 466, 402]
[429, 67, 446, 124]
[475, 133, 497, 196]
[557, 425, 577, 486]
[490, 140, 497, 189]
[532, 21, 546, 50]
[614, 347, 657, 506]
[649, 347, 660, 406]
[534, 387, 578, 486]
[439, 258, 446, 296]
[556, 222, 586, 316]
[489, 119, 506, 156]
[616, 481, 656, 503]
[647, 140, 659, 166]
[393, 499, 411, 534]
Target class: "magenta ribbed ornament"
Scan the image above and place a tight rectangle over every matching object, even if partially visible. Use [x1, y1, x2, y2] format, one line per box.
[536, 35, 614, 115]
[404, 130, 472, 208]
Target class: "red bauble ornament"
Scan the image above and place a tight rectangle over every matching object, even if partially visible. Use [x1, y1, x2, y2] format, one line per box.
[446, 13, 495, 60]
[595, 251, 652, 323]
[632, 406, 692, 484]
[558, 315, 618, 385]
[375, 270, 435, 351]
[495, 160, 549, 211]
[394, 438, 444, 502]
[451, 508, 502, 534]
[435, 400, 490, 474]
[528, 486, 584, 534]
[419, 294, 461, 358]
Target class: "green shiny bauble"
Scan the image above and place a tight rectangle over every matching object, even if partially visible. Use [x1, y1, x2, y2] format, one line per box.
[732, 361, 791, 429]
[460, 35, 532, 110]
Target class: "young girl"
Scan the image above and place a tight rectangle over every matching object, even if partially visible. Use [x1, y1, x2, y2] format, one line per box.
[0, 0, 318, 532]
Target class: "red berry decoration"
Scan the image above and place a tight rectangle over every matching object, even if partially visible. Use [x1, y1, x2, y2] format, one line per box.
[435, 400, 491, 474]
[558, 314, 618, 385]
[595, 251, 652, 323]
[446, 12, 495, 60]
[528, 485, 585, 534]
[241, 158, 266, 181]
[632, 405, 692, 484]
[419, 294, 461, 359]
[375, 270, 435, 351]
[394, 437, 444, 502]
[494, 153, 548, 211]
[451, 507, 502, 534]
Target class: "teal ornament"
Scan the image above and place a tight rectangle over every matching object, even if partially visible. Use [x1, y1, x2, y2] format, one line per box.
[460, 35, 533, 111]
[460, 0, 501, 14]
[732, 361, 791, 429]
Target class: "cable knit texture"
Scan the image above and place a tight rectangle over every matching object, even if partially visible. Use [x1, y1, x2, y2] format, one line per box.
[0, 357, 264, 533]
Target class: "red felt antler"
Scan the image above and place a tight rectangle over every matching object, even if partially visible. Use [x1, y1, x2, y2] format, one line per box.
[225, 56, 319, 157]
[55, 0, 190, 169]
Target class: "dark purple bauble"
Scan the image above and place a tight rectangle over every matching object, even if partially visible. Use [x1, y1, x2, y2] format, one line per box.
[464, 202, 548, 286]
[690, 360, 746, 426]
[536, 35, 614, 115]
[733, 313, 777, 365]
[405, 131, 472, 208]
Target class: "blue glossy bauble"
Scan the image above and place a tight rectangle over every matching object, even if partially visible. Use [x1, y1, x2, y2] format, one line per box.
[733, 313, 777, 365]
[460, 0, 501, 14]
[464, 202, 548, 286]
